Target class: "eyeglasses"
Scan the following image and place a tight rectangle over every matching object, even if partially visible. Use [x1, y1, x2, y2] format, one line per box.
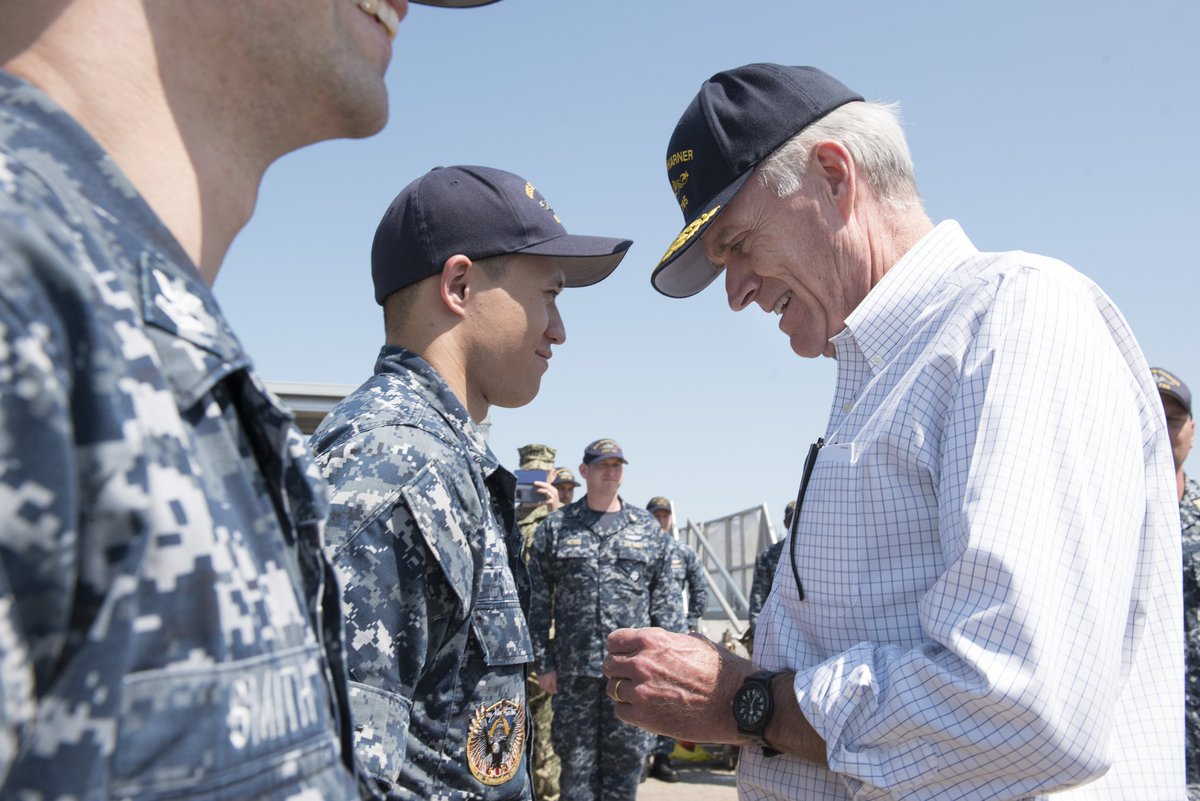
[788, 437, 824, 601]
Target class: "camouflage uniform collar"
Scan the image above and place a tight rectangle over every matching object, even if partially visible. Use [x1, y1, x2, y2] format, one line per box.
[374, 345, 498, 473]
[0, 70, 246, 394]
[0, 71, 204, 275]
[571, 495, 626, 515]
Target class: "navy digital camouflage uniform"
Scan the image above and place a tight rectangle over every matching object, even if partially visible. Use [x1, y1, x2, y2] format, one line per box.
[0, 72, 362, 799]
[528, 500, 682, 800]
[311, 346, 533, 801]
[1181, 473, 1200, 794]
[669, 538, 708, 632]
[743, 539, 786, 656]
[748, 539, 786, 628]
[515, 445, 560, 801]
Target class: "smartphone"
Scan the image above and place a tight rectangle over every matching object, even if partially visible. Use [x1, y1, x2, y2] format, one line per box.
[514, 469, 551, 505]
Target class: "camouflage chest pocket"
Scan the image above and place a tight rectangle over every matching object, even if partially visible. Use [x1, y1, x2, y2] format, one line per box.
[552, 535, 597, 593]
[668, 552, 688, 584]
[472, 533, 533, 667]
[401, 461, 532, 668]
[610, 542, 655, 591]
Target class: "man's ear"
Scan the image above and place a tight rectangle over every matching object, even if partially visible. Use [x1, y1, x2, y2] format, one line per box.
[811, 140, 856, 222]
[578, 462, 589, 481]
[439, 254, 473, 317]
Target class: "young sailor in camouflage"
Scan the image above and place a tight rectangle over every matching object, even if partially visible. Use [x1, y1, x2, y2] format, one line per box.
[312, 165, 629, 800]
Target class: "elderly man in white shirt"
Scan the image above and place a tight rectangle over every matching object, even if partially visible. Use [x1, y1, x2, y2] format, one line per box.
[604, 63, 1182, 800]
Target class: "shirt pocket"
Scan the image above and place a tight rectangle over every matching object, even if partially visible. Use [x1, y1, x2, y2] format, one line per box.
[402, 460, 533, 668]
[611, 543, 655, 595]
[347, 680, 412, 790]
[472, 542, 533, 667]
[793, 443, 864, 611]
[400, 461, 475, 613]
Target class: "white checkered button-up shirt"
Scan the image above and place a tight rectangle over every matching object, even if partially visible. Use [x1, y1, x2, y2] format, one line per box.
[741, 222, 1183, 800]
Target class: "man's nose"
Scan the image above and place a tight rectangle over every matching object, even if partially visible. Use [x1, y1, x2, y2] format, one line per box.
[725, 259, 759, 311]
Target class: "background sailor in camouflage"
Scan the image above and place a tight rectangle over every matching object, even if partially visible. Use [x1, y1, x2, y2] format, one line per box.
[645, 497, 708, 633]
[642, 496, 708, 783]
[528, 440, 683, 801]
[312, 165, 630, 800]
[743, 501, 795, 655]
[517, 444, 563, 801]
[552, 467, 581, 507]
[0, 1, 495, 797]
[1154, 367, 1200, 797]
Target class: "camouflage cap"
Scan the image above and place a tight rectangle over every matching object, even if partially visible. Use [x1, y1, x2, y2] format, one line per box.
[518, 443, 556, 470]
[646, 496, 671, 513]
[1152, 367, 1192, 415]
[582, 438, 627, 465]
[552, 467, 581, 487]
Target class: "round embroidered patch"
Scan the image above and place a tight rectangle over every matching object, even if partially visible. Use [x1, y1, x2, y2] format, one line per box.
[466, 697, 526, 786]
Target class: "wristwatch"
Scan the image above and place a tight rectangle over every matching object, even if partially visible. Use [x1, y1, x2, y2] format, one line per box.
[732, 669, 784, 757]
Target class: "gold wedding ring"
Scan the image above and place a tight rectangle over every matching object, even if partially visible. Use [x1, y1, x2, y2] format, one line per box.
[611, 678, 625, 704]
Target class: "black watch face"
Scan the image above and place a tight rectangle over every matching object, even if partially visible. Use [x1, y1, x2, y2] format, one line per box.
[734, 684, 768, 728]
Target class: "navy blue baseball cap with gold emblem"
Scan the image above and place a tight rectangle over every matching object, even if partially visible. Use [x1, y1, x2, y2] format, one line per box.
[1152, 367, 1192, 415]
[653, 64, 862, 298]
[582, 438, 627, 465]
[646, 496, 671, 513]
[372, 165, 632, 305]
[552, 467, 581, 487]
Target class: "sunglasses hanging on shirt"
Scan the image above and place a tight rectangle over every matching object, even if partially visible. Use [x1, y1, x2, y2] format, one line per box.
[788, 438, 824, 601]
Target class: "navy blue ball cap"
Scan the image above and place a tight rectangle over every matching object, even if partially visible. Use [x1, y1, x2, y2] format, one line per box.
[412, 0, 500, 7]
[646, 496, 671, 513]
[582, 438, 627, 465]
[1152, 367, 1192, 415]
[372, 165, 632, 305]
[653, 64, 863, 299]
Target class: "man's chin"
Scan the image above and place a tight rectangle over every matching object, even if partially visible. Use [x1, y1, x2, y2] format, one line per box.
[490, 381, 542, 411]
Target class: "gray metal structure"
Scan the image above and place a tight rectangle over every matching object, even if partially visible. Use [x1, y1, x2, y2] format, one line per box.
[682, 505, 781, 635]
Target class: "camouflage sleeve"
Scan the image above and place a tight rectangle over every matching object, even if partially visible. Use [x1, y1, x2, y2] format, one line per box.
[649, 531, 685, 633]
[747, 547, 773, 627]
[526, 516, 556, 673]
[683, 547, 708, 630]
[0, 231, 74, 784]
[318, 427, 475, 793]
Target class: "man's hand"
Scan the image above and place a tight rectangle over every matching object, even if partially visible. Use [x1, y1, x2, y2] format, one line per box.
[534, 481, 562, 511]
[605, 627, 828, 764]
[537, 670, 557, 695]
[603, 627, 754, 743]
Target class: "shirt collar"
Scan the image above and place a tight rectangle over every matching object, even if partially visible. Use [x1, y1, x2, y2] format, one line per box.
[0, 70, 244, 372]
[373, 345, 499, 475]
[833, 220, 978, 371]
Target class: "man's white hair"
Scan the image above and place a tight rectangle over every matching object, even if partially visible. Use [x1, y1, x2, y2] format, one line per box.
[757, 101, 920, 209]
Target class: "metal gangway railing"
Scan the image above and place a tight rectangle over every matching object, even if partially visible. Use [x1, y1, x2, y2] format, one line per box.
[678, 504, 782, 640]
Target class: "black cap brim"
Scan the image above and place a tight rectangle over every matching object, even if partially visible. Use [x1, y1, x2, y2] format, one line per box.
[650, 169, 754, 298]
[412, 0, 501, 7]
[518, 234, 633, 288]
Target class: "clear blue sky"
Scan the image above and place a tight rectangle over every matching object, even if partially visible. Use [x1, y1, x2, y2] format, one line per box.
[217, 0, 1199, 527]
